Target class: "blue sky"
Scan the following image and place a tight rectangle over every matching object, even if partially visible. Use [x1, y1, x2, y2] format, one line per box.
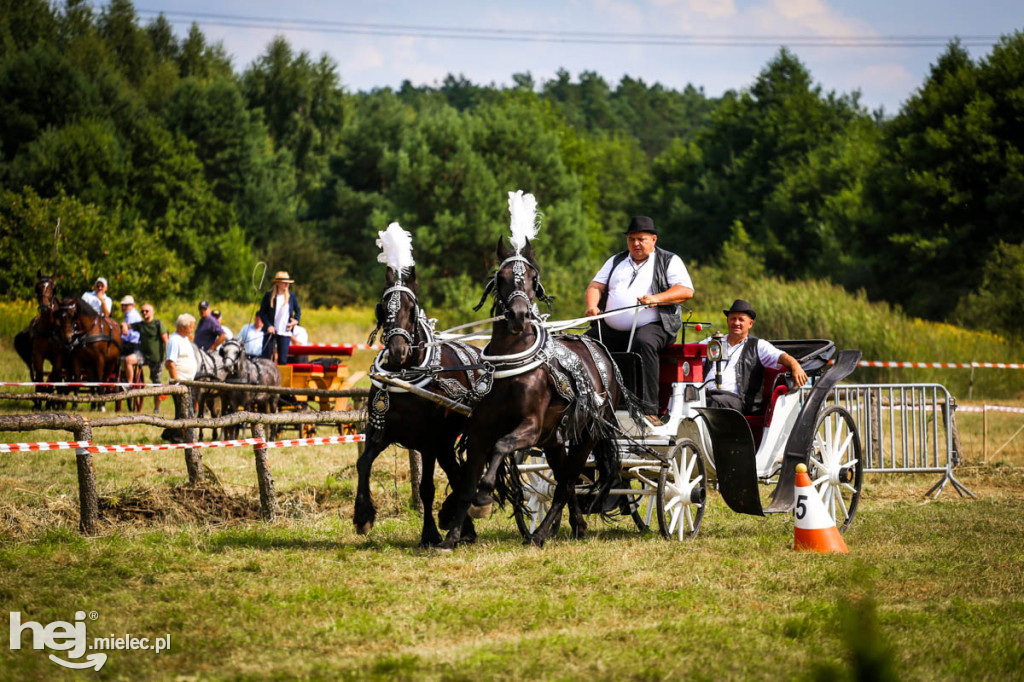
[130, 0, 1024, 114]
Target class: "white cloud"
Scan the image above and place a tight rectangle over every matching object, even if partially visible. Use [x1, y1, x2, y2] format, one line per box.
[686, 0, 737, 20]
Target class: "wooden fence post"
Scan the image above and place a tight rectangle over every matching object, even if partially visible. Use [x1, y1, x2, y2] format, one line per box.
[175, 391, 203, 484]
[251, 423, 278, 520]
[408, 449, 423, 514]
[73, 422, 99, 535]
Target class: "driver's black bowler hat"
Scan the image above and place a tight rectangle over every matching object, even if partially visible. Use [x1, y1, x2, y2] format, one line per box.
[723, 299, 757, 320]
[623, 216, 658, 235]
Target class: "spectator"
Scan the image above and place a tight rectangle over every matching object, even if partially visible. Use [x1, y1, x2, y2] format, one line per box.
[211, 309, 233, 340]
[119, 295, 143, 382]
[290, 324, 310, 363]
[82, 277, 112, 317]
[194, 300, 225, 351]
[132, 303, 170, 413]
[165, 313, 197, 382]
[258, 271, 301, 364]
[237, 314, 266, 357]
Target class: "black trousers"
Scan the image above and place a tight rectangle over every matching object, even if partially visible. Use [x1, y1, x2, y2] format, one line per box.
[586, 321, 673, 414]
[705, 389, 743, 411]
[262, 333, 291, 364]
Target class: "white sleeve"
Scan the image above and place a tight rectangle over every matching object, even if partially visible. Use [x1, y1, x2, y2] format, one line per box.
[591, 255, 619, 285]
[756, 339, 785, 370]
[665, 254, 693, 290]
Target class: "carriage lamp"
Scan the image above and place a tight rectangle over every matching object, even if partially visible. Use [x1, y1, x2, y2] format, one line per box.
[707, 332, 726, 389]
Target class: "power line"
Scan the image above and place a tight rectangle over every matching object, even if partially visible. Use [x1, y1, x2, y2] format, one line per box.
[134, 8, 1002, 48]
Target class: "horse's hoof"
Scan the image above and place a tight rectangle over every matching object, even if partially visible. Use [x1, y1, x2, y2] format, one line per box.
[355, 521, 373, 535]
[458, 532, 477, 545]
[468, 503, 492, 519]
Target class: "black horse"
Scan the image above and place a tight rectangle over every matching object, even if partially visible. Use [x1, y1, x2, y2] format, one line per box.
[439, 237, 639, 549]
[354, 264, 486, 548]
[219, 338, 281, 439]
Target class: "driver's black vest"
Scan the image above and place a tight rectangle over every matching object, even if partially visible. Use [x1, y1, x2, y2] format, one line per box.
[602, 246, 683, 337]
[734, 335, 766, 414]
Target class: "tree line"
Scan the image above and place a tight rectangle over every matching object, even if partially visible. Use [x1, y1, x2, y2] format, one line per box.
[1, 1, 1022, 338]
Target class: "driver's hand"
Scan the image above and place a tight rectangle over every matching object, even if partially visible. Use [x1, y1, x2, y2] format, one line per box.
[585, 305, 601, 318]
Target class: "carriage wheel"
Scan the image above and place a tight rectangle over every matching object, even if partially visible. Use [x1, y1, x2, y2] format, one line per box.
[656, 438, 707, 541]
[621, 465, 659, 533]
[808, 405, 863, 532]
[511, 450, 558, 540]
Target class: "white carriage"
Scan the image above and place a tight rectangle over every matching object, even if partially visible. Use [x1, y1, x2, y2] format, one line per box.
[513, 323, 864, 541]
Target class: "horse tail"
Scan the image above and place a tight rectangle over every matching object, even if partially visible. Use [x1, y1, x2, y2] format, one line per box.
[586, 415, 623, 517]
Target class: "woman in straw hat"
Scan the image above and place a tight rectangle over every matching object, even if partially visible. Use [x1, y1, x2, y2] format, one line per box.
[258, 271, 301, 364]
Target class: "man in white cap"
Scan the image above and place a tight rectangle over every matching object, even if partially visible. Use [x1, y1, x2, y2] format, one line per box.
[82, 277, 112, 317]
[119, 295, 144, 381]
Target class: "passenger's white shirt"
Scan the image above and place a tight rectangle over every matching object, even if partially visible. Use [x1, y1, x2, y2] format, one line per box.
[220, 324, 234, 340]
[165, 332, 197, 381]
[593, 252, 692, 331]
[290, 325, 309, 345]
[81, 291, 112, 316]
[238, 324, 265, 356]
[700, 336, 784, 395]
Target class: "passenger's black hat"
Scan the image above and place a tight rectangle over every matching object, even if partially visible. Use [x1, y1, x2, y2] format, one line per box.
[723, 299, 756, 319]
[198, 300, 210, 311]
[623, 216, 658, 235]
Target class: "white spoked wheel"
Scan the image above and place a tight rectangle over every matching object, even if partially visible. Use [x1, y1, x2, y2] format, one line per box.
[512, 450, 557, 540]
[621, 465, 660, 533]
[656, 438, 707, 541]
[808, 405, 863, 532]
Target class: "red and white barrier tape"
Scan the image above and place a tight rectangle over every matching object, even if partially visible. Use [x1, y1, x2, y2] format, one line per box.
[856, 361, 1024, 369]
[1, 434, 366, 453]
[957, 405, 1024, 414]
[85, 434, 365, 453]
[0, 441, 91, 452]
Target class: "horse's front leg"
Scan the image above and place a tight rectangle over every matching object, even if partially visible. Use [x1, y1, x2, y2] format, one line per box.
[470, 422, 541, 520]
[353, 429, 387, 535]
[531, 438, 597, 547]
[417, 448, 443, 548]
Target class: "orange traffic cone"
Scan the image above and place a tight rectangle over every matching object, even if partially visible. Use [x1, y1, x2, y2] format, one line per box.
[792, 463, 848, 553]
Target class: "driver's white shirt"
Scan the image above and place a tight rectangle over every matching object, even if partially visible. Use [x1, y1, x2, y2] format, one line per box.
[700, 336, 784, 394]
[592, 252, 692, 331]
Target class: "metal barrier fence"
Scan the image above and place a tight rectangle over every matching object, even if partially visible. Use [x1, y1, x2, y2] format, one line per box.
[828, 383, 973, 499]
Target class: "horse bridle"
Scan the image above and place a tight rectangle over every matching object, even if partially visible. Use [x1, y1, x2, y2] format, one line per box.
[476, 253, 548, 322]
[369, 282, 431, 349]
[35, 277, 56, 314]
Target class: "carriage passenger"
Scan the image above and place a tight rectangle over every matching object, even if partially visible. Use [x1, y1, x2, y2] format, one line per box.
[238, 314, 266, 357]
[701, 300, 808, 412]
[584, 216, 694, 425]
[119, 295, 143, 382]
[165, 313, 198, 382]
[211, 309, 233, 340]
[81, 277, 112, 317]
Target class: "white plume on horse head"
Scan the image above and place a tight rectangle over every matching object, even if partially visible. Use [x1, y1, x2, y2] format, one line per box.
[507, 190, 539, 254]
[376, 222, 415, 277]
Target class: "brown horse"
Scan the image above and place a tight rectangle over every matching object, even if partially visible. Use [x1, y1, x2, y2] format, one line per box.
[14, 272, 66, 408]
[439, 237, 640, 549]
[54, 297, 121, 384]
[355, 264, 486, 547]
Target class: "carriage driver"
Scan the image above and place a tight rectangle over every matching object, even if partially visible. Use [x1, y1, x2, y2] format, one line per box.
[701, 300, 808, 412]
[584, 216, 694, 425]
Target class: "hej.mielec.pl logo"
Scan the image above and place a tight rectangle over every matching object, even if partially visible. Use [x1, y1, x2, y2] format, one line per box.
[9, 610, 171, 671]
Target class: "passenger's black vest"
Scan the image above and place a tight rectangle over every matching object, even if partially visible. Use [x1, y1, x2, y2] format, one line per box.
[734, 335, 765, 414]
[603, 247, 683, 337]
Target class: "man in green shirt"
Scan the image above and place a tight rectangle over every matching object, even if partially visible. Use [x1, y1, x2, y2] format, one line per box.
[131, 303, 169, 413]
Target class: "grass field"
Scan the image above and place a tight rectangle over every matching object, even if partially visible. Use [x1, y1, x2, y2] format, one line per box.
[1, 347, 1023, 680]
